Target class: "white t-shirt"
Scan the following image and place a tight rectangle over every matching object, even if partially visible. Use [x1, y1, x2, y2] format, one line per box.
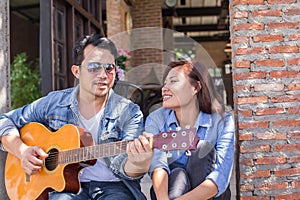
[78, 109, 120, 182]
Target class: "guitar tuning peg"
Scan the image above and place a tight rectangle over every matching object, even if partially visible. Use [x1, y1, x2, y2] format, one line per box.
[185, 150, 191, 157]
[185, 125, 191, 129]
[176, 127, 181, 131]
[166, 151, 172, 158]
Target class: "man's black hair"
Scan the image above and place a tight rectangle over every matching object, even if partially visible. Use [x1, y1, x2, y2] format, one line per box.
[73, 34, 118, 65]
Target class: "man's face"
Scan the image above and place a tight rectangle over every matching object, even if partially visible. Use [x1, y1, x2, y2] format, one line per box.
[78, 44, 116, 99]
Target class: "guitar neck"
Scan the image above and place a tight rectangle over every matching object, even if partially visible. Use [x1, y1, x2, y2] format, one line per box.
[57, 140, 130, 164]
[52, 127, 198, 165]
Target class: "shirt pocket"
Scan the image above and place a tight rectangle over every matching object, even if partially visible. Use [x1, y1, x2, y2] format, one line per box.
[99, 128, 121, 143]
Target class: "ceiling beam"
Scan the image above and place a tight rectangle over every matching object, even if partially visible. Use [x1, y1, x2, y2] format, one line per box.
[175, 35, 229, 42]
[10, 4, 39, 11]
[162, 7, 222, 17]
[174, 24, 229, 32]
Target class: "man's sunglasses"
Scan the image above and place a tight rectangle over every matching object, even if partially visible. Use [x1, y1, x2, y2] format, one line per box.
[81, 62, 116, 74]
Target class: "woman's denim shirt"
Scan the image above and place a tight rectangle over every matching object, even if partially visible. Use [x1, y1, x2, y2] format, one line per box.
[145, 107, 235, 197]
[0, 86, 146, 199]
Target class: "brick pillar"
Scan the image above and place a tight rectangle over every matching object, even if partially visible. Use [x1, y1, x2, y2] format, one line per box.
[0, 0, 10, 198]
[131, 0, 163, 67]
[230, 0, 300, 199]
[106, 0, 130, 37]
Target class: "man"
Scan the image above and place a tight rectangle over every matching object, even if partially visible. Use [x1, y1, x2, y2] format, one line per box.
[0, 34, 152, 199]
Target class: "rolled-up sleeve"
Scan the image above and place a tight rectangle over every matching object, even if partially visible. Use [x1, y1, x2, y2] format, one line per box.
[0, 118, 20, 151]
[110, 102, 145, 180]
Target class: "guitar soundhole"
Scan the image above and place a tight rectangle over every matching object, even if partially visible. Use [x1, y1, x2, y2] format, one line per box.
[45, 148, 59, 171]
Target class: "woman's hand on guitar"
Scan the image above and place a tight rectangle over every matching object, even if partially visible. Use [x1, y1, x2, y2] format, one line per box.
[20, 146, 48, 175]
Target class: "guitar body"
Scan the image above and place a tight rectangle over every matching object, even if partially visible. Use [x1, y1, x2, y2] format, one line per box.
[5, 122, 94, 200]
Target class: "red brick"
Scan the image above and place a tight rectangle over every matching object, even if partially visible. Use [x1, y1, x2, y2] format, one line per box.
[252, 10, 282, 17]
[258, 182, 288, 190]
[268, 22, 299, 29]
[291, 156, 300, 162]
[256, 156, 287, 165]
[232, 0, 264, 5]
[239, 133, 253, 140]
[275, 193, 300, 200]
[273, 119, 300, 127]
[271, 94, 300, 103]
[233, 23, 264, 31]
[255, 107, 285, 115]
[253, 34, 283, 42]
[285, 8, 300, 15]
[288, 58, 300, 65]
[270, 71, 300, 79]
[290, 131, 300, 139]
[235, 72, 266, 80]
[289, 33, 300, 41]
[234, 60, 250, 68]
[256, 132, 287, 140]
[240, 158, 254, 166]
[274, 144, 300, 152]
[254, 59, 284, 67]
[235, 47, 266, 55]
[240, 184, 254, 192]
[240, 170, 271, 178]
[233, 85, 251, 93]
[292, 180, 300, 188]
[274, 167, 300, 177]
[237, 96, 268, 105]
[238, 109, 253, 117]
[240, 144, 270, 153]
[288, 82, 300, 90]
[232, 36, 249, 44]
[239, 121, 269, 129]
[269, 46, 299, 53]
[288, 106, 300, 114]
[233, 11, 248, 18]
[254, 84, 284, 92]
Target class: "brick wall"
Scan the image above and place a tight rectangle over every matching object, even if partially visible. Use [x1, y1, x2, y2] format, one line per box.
[230, 0, 300, 199]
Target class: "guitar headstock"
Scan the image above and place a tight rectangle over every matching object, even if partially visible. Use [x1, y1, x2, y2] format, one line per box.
[152, 128, 199, 151]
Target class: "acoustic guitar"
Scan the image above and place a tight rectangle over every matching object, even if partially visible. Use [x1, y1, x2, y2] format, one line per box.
[5, 122, 198, 200]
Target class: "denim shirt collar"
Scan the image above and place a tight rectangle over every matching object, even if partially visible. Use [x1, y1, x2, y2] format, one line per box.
[165, 109, 212, 129]
[67, 85, 122, 121]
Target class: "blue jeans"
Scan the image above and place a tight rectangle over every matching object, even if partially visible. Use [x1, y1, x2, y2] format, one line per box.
[49, 181, 135, 200]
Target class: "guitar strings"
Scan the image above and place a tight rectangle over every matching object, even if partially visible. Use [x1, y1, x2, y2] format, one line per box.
[43, 141, 129, 167]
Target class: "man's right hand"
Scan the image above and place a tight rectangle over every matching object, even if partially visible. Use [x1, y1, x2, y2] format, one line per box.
[20, 145, 48, 175]
[1, 135, 48, 175]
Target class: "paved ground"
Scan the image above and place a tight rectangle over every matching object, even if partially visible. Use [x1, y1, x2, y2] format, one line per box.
[141, 164, 236, 200]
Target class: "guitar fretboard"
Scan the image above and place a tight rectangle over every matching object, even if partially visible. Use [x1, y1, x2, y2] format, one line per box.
[60, 140, 130, 164]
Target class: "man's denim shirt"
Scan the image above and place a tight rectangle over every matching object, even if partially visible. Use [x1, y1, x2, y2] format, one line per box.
[0, 86, 146, 200]
[145, 107, 235, 197]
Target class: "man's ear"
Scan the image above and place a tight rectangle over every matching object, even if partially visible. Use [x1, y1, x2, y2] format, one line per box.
[71, 65, 80, 79]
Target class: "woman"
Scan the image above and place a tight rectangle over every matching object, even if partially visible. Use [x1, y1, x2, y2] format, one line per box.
[145, 61, 235, 200]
